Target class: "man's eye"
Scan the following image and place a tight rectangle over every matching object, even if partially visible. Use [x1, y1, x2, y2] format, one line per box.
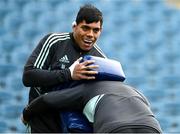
[82, 26, 89, 31]
[93, 28, 100, 33]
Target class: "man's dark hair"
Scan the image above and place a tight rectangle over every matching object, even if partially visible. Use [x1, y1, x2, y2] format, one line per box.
[76, 4, 103, 27]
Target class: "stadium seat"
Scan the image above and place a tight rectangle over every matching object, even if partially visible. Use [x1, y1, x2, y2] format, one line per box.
[19, 22, 43, 42]
[0, 121, 8, 132]
[0, 1, 9, 19]
[1, 104, 24, 119]
[168, 116, 180, 132]
[144, 59, 164, 75]
[156, 115, 172, 132]
[162, 75, 180, 88]
[0, 35, 20, 54]
[5, 118, 26, 133]
[0, 90, 14, 105]
[128, 2, 145, 18]
[37, 11, 59, 32]
[0, 63, 17, 78]
[11, 0, 27, 8]
[6, 73, 24, 92]
[125, 75, 147, 88]
[142, 88, 166, 103]
[0, 27, 7, 37]
[4, 11, 23, 32]
[165, 88, 180, 101]
[22, 1, 49, 22]
[11, 46, 29, 66]
[163, 101, 180, 116]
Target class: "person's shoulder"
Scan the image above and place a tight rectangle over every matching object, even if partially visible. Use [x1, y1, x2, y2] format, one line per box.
[46, 32, 71, 38]
[37, 32, 70, 46]
[41, 32, 70, 39]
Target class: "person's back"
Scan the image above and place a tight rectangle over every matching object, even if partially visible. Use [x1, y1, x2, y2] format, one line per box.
[85, 81, 162, 133]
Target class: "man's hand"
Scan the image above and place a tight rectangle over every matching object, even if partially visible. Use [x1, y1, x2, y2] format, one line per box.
[69, 58, 99, 80]
[21, 106, 30, 126]
[21, 113, 28, 126]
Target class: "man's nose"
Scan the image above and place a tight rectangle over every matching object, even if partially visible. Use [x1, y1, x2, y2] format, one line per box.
[87, 30, 93, 37]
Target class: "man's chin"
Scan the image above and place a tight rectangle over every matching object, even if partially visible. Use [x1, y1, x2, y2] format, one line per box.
[81, 44, 93, 51]
[82, 48, 91, 51]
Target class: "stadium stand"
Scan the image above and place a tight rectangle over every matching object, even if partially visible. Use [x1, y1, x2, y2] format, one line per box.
[0, 0, 180, 132]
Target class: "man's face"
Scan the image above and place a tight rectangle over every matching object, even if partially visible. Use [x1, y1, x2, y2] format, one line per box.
[73, 20, 102, 51]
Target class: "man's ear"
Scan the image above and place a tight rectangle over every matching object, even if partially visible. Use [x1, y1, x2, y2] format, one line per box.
[72, 21, 77, 27]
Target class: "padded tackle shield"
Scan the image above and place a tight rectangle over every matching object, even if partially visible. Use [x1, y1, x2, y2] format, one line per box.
[81, 55, 126, 81]
[60, 111, 93, 133]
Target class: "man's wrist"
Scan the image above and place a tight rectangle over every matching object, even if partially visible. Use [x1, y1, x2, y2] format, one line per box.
[22, 107, 30, 124]
[69, 66, 74, 78]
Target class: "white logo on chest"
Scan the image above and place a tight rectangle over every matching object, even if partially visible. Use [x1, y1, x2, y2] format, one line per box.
[59, 55, 70, 63]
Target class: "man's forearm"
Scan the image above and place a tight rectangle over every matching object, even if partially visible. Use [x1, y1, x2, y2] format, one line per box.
[23, 86, 83, 121]
[23, 95, 49, 121]
[22, 68, 71, 87]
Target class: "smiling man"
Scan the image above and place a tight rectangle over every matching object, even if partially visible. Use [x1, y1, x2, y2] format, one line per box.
[22, 4, 106, 132]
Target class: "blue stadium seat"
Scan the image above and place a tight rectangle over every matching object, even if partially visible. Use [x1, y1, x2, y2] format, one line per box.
[162, 75, 180, 88]
[150, 101, 165, 116]
[165, 88, 180, 101]
[171, 63, 180, 77]
[17, 89, 29, 104]
[11, 46, 29, 66]
[0, 63, 17, 78]
[0, 121, 8, 132]
[142, 88, 166, 103]
[163, 51, 180, 63]
[0, 90, 14, 105]
[145, 76, 166, 91]
[172, 38, 180, 54]
[37, 11, 59, 32]
[19, 22, 43, 42]
[125, 75, 147, 88]
[4, 11, 23, 31]
[144, 60, 164, 75]
[47, 0, 65, 7]
[168, 116, 180, 132]
[143, 0, 163, 10]
[0, 1, 9, 19]
[126, 49, 146, 63]
[22, 1, 49, 22]
[162, 5, 177, 19]
[127, 1, 145, 18]
[55, 1, 78, 18]
[163, 101, 180, 116]
[157, 114, 180, 132]
[6, 74, 24, 92]
[5, 118, 26, 133]
[2, 104, 24, 119]
[10, 0, 27, 8]
[0, 27, 7, 36]
[112, 0, 128, 11]
[0, 35, 21, 54]
[157, 115, 172, 132]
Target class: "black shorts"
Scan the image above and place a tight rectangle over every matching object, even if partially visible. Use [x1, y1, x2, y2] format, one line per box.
[29, 112, 61, 133]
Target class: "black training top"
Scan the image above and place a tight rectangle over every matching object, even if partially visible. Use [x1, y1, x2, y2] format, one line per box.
[24, 81, 162, 133]
[22, 32, 106, 102]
